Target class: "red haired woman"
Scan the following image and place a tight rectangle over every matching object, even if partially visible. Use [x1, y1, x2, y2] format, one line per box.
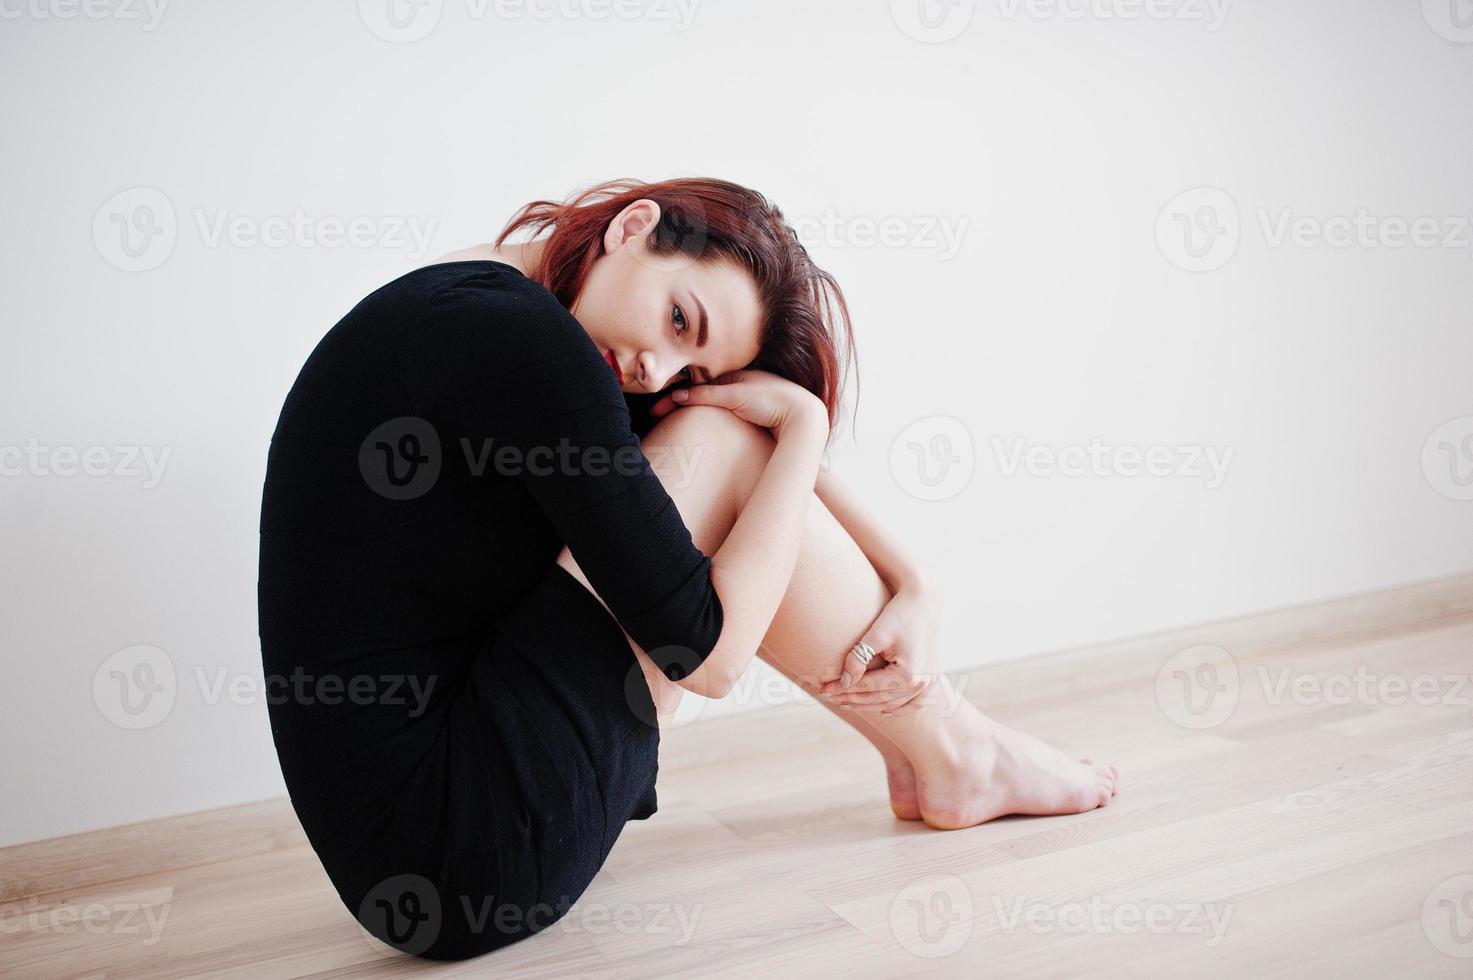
[258, 177, 1118, 960]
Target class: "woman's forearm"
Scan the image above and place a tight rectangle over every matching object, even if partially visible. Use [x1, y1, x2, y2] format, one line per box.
[815, 465, 932, 597]
[688, 407, 829, 698]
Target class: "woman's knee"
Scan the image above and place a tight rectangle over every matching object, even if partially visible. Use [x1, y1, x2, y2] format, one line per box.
[644, 403, 772, 445]
[640, 405, 774, 496]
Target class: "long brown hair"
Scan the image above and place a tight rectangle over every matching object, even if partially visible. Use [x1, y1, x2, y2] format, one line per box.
[496, 177, 858, 439]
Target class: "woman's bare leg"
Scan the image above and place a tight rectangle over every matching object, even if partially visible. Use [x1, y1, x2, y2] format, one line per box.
[557, 409, 925, 818]
[558, 406, 1118, 830]
[753, 640, 925, 820]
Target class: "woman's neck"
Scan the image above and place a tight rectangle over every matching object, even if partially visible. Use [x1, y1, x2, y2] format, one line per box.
[490, 237, 546, 277]
[423, 235, 547, 276]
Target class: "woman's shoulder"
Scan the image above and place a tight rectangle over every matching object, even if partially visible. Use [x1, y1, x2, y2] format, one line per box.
[344, 253, 575, 345]
[409, 259, 586, 350]
[388, 253, 558, 314]
[366, 254, 618, 406]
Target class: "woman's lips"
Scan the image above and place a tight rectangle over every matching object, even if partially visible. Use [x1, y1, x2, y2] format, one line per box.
[604, 350, 623, 383]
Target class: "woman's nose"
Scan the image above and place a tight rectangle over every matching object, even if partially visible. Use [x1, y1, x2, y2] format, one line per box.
[636, 351, 663, 391]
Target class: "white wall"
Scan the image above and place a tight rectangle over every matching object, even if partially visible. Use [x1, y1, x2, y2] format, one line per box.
[2, 0, 1470, 847]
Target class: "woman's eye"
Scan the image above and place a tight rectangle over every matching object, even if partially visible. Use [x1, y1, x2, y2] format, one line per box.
[673, 304, 688, 334]
[677, 367, 693, 383]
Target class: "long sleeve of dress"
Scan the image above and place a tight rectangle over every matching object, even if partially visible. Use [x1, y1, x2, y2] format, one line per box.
[408, 266, 725, 682]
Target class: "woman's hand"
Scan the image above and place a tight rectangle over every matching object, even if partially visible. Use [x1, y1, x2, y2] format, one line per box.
[819, 580, 944, 714]
[649, 369, 826, 439]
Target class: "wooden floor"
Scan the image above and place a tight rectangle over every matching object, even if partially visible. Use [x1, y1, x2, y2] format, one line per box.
[5, 575, 1473, 978]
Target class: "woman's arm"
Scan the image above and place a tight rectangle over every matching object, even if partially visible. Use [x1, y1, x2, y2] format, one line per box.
[559, 398, 828, 702]
[685, 400, 829, 699]
[814, 463, 933, 598]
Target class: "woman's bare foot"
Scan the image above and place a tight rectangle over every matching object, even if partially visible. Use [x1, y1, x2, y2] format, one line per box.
[913, 712, 1119, 830]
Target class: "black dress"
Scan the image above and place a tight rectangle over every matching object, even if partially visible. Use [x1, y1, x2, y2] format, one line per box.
[257, 260, 724, 960]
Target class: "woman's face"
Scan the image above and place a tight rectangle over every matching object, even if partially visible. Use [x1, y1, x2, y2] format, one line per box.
[571, 199, 763, 395]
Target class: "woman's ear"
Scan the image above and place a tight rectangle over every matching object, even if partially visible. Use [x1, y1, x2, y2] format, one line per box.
[603, 198, 663, 253]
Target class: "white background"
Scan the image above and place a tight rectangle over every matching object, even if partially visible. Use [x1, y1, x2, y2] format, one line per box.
[2, 0, 1471, 846]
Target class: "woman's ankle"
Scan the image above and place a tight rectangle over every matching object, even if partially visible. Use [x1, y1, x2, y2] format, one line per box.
[918, 701, 996, 773]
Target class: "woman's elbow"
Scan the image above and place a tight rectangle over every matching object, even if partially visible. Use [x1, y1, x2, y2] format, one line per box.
[675, 669, 731, 701]
[674, 646, 741, 700]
